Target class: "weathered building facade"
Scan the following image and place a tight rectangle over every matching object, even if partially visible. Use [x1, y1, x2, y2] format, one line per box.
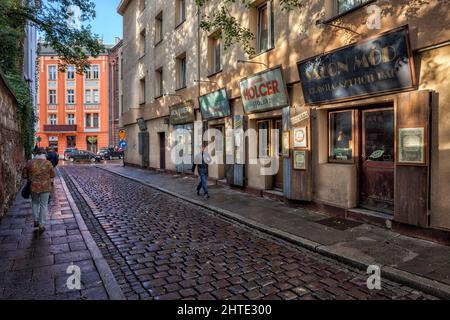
[109, 38, 123, 148]
[118, 0, 450, 236]
[0, 73, 25, 218]
[36, 46, 110, 155]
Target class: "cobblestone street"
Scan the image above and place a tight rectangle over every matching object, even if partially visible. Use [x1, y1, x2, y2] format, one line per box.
[58, 165, 435, 300]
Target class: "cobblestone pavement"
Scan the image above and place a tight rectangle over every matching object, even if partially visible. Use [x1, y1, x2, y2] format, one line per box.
[60, 166, 436, 300]
[0, 175, 109, 300]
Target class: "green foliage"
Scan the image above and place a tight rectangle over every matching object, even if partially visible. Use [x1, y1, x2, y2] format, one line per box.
[196, 0, 305, 56]
[0, 0, 104, 73]
[4, 72, 35, 160]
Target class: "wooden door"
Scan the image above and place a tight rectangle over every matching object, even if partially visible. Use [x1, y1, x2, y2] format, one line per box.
[274, 119, 284, 190]
[159, 132, 166, 170]
[360, 107, 395, 215]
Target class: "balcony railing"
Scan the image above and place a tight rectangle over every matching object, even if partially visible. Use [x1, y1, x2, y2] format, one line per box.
[43, 124, 77, 133]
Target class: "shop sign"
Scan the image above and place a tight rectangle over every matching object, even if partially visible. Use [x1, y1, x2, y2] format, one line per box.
[240, 67, 289, 114]
[293, 150, 307, 171]
[291, 111, 310, 126]
[398, 127, 426, 165]
[170, 100, 195, 125]
[297, 26, 414, 105]
[293, 127, 308, 149]
[199, 89, 231, 121]
[48, 136, 58, 142]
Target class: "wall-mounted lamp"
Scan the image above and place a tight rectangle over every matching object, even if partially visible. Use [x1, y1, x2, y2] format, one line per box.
[315, 19, 361, 35]
[237, 60, 269, 68]
[162, 93, 182, 98]
[194, 79, 218, 85]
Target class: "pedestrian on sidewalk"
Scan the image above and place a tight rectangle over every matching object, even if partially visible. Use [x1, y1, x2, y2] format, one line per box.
[22, 147, 55, 233]
[46, 147, 59, 168]
[192, 144, 212, 199]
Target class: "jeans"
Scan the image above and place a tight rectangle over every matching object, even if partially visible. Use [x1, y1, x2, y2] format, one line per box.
[196, 174, 208, 195]
[31, 192, 50, 225]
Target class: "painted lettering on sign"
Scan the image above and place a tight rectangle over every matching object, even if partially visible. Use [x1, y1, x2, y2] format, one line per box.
[297, 27, 414, 105]
[240, 67, 289, 114]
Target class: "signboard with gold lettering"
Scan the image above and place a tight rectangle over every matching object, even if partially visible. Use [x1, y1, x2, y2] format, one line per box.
[240, 67, 289, 114]
[297, 26, 414, 105]
[170, 100, 195, 125]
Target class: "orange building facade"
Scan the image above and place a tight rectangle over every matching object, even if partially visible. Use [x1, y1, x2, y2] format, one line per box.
[36, 46, 110, 155]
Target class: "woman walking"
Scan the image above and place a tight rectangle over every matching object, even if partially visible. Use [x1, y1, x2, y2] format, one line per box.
[22, 148, 55, 232]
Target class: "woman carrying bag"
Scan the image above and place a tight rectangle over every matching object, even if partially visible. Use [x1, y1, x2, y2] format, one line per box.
[22, 148, 55, 232]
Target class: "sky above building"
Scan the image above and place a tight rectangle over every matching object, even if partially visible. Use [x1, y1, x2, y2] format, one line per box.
[90, 0, 123, 45]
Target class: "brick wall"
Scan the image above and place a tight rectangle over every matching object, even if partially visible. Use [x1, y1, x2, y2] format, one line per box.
[0, 73, 25, 218]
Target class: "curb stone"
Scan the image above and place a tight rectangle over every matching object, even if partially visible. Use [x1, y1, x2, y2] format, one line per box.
[98, 165, 450, 300]
[58, 168, 125, 300]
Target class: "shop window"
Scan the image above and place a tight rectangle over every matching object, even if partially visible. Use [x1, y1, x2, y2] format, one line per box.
[329, 110, 354, 162]
[66, 65, 75, 80]
[155, 11, 163, 44]
[48, 89, 57, 104]
[175, 0, 186, 27]
[257, 120, 271, 158]
[48, 65, 57, 81]
[336, 0, 371, 15]
[176, 53, 187, 89]
[256, 1, 274, 54]
[87, 136, 98, 153]
[67, 136, 76, 148]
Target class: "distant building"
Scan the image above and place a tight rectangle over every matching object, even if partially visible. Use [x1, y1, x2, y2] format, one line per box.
[108, 37, 123, 148]
[36, 45, 111, 155]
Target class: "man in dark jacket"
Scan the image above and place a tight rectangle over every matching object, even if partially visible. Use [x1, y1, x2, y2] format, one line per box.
[46, 148, 59, 168]
[192, 144, 212, 199]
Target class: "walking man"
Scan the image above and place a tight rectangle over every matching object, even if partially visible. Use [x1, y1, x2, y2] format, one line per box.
[192, 143, 212, 199]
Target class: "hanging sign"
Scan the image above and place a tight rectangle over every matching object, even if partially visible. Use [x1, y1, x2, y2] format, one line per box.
[239, 67, 289, 114]
[170, 100, 195, 125]
[199, 88, 231, 121]
[297, 26, 414, 105]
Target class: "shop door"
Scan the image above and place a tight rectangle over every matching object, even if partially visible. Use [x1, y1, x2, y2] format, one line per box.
[274, 119, 284, 190]
[360, 107, 395, 215]
[211, 125, 225, 179]
[159, 132, 166, 170]
[174, 124, 193, 173]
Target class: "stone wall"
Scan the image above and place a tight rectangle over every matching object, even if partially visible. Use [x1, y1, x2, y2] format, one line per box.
[0, 73, 25, 218]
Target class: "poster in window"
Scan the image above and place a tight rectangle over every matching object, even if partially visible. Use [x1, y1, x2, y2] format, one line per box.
[398, 127, 426, 165]
[293, 150, 307, 171]
[293, 127, 308, 149]
[282, 131, 290, 157]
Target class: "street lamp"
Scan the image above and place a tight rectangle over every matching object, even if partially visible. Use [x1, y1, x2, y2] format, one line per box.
[237, 60, 269, 68]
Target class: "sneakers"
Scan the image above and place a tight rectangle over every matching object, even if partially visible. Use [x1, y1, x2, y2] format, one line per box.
[34, 221, 39, 228]
[197, 190, 201, 196]
[38, 225, 46, 233]
[204, 194, 210, 199]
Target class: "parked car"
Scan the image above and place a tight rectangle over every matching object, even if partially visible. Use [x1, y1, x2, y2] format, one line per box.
[67, 150, 101, 163]
[98, 147, 124, 160]
[64, 148, 78, 160]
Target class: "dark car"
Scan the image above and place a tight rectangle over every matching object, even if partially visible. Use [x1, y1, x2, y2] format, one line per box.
[64, 148, 78, 160]
[67, 150, 101, 163]
[98, 147, 123, 160]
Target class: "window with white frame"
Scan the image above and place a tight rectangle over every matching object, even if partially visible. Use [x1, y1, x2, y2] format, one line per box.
[48, 65, 57, 81]
[67, 89, 75, 104]
[85, 66, 91, 80]
[85, 89, 91, 103]
[49, 114, 57, 125]
[336, 0, 371, 15]
[85, 113, 99, 128]
[67, 113, 75, 125]
[48, 89, 57, 104]
[67, 65, 75, 80]
[85, 89, 99, 104]
[256, 1, 274, 53]
[93, 89, 99, 103]
[93, 65, 99, 79]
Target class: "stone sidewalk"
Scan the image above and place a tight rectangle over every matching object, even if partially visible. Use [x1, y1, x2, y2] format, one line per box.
[0, 173, 123, 300]
[99, 164, 450, 299]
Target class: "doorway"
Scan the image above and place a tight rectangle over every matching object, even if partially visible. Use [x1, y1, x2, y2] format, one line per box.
[359, 107, 395, 215]
[210, 124, 226, 180]
[174, 123, 194, 173]
[158, 132, 166, 170]
[257, 118, 283, 191]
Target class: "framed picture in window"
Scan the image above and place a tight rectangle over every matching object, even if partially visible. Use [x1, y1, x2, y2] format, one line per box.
[328, 110, 355, 163]
[293, 127, 308, 149]
[397, 126, 427, 166]
[282, 131, 290, 157]
[293, 150, 307, 171]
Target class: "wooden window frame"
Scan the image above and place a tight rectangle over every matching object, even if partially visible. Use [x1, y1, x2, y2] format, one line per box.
[256, 0, 274, 54]
[328, 109, 357, 164]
